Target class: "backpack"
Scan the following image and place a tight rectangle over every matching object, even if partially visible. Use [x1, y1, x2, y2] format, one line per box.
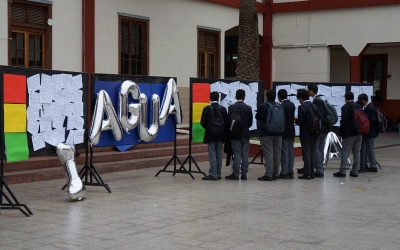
[376, 109, 387, 133]
[316, 96, 338, 126]
[207, 106, 225, 137]
[305, 103, 322, 134]
[229, 112, 243, 137]
[352, 109, 370, 134]
[264, 102, 285, 133]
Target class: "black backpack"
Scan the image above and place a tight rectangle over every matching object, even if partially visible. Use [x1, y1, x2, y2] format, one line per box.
[376, 109, 387, 133]
[207, 106, 225, 137]
[306, 103, 322, 134]
[229, 112, 243, 137]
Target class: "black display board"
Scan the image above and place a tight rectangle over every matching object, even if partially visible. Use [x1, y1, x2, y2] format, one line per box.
[0, 66, 88, 157]
[190, 78, 264, 139]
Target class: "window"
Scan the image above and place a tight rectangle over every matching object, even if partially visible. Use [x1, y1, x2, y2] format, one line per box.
[361, 54, 388, 104]
[119, 16, 149, 75]
[198, 29, 220, 78]
[225, 36, 238, 78]
[9, 0, 52, 69]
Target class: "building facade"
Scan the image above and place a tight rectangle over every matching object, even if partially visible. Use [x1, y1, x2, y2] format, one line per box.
[1, 0, 400, 122]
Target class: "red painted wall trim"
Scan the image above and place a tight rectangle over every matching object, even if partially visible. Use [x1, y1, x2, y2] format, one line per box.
[203, 0, 267, 13]
[82, 0, 95, 73]
[273, 0, 400, 13]
[350, 56, 361, 83]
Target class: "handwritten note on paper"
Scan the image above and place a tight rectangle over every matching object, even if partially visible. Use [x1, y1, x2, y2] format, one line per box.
[52, 102, 64, 117]
[63, 103, 75, 116]
[290, 84, 306, 95]
[361, 86, 373, 97]
[210, 81, 222, 93]
[72, 74, 83, 90]
[63, 74, 73, 89]
[63, 88, 74, 103]
[40, 116, 53, 132]
[41, 103, 53, 117]
[73, 129, 85, 144]
[74, 116, 84, 129]
[53, 85, 65, 102]
[331, 86, 346, 97]
[220, 82, 231, 95]
[27, 106, 40, 121]
[74, 102, 84, 117]
[351, 86, 361, 100]
[65, 130, 75, 145]
[32, 132, 46, 151]
[334, 105, 342, 116]
[29, 92, 41, 107]
[53, 115, 66, 129]
[40, 74, 53, 103]
[27, 120, 40, 135]
[55, 128, 65, 143]
[67, 116, 75, 130]
[318, 84, 332, 96]
[52, 74, 64, 89]
[73, 90, 83, 103]
[44, 129, 59, 146]
[249, 82, 259, 93]
[27, 74, 41, 93]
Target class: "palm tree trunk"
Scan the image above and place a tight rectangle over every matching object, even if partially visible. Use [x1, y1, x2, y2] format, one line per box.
[235, 0, 259, 81]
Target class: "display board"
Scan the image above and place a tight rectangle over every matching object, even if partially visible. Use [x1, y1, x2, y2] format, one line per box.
[0, 66, 88, 161]
[273, 81, 374, 135]
[190, 78, 264, 142]
[91, 74, 179, 151]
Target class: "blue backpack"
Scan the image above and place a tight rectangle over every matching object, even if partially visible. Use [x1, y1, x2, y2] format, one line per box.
[264, 103, 285, 133]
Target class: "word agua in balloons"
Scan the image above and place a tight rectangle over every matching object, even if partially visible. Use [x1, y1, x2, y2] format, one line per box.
[89, 78, 183, 145]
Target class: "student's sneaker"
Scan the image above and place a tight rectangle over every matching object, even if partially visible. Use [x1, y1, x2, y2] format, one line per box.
[225, 174, 239, 180]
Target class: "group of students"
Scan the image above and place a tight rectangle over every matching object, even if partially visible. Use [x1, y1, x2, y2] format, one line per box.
[199, 84, 380, 181]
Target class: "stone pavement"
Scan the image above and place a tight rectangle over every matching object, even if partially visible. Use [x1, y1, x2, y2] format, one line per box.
[1, 133, 400, 250]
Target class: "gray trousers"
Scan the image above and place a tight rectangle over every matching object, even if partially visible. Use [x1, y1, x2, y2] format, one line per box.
[260, 136, 282, 178]
[281, 138, 294, 175]
[300, 139, 317, 176]
[314, 134, 327, 174]
[339, 135, 362, 174]
[360, 137, 377, 170]
[207, 142, 222, 178]
[231, 137, 250, 177]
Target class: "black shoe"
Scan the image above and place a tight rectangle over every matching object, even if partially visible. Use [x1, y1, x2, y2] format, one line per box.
[297, 168, 305, 174]
[311, 175, 315, 179]
[333, 172, 346, 178]
[225, 174, 239, 180]
[258, 175, 273, 181]
[241, 175, 247, 180]
[273, 176, 278, 181]
[350, 172, 358, 177]
[298, 175, 311, 180]
[288, 173, 294, 179]
[364, 168, 377, 172]
[276, 174, 290, 180]
[314, 172, 324, 178]
[217, 176, 222, 180]
[359, 169, 365, 173]
[202, 175, 217, 181]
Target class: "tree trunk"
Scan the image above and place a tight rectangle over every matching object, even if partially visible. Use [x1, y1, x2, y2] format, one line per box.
[235, 0, 259, 81]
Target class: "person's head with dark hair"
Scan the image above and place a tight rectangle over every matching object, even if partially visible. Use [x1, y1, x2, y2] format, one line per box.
[210, 91, 219, 102]
[344, 91, 354, 102]
[266, 89, 276, 102]
[278, 89, 287, 102]
[235, 89, 245, 101]
[358, 93, 368, 104]
[296, 89, 309, 103]
[307, 83, 318, 97]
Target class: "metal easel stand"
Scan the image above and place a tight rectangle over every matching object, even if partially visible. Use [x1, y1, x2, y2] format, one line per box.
[323, 132, 351, 168]
[248, 149, 264, 165]
[62, 142, 111, 193]
[155, 125, 199, 179]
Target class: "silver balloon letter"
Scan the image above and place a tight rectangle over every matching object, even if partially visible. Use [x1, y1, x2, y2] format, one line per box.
[138, 93, 160, 142]
[159, 78, 183, 125]
[56, 143, 86, 201]
[119, 80, 141, 132]
[89, 90, 123, 145]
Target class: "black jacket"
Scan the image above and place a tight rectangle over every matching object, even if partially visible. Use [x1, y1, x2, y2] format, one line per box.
[364, 102, 378, 139]
[200, 103, 228, 143]
[228, 101, 253, 141]
[313, 95, 330, 134]
[281, 99, 295, 139]
[295, 101, 318, 141]
[339, 101, 360, 139]
[255, 101, 283, 137]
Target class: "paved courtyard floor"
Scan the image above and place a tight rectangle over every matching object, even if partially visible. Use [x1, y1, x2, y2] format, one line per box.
[1, 134, 400, 250]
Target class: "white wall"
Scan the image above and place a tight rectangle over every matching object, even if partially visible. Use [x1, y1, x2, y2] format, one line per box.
[52, 0, 82, 72]
[273, 6, 400, 56]
[95, 0, 263, 88]
[330, 48, 350, 83]
[273, 47, 330, 82]
[0, 0, 8, 65]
